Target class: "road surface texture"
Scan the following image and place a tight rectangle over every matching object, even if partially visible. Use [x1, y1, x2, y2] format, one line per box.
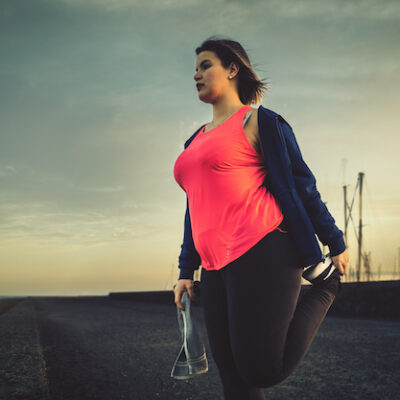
[0, 296, 399, 400]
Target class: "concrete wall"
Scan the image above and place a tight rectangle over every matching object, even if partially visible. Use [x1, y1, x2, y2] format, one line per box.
[109, 280, 400, 319]
[320, 280, 400, 319]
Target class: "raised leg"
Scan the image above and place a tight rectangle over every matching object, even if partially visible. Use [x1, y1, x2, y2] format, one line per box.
[221, 229, 336, 388]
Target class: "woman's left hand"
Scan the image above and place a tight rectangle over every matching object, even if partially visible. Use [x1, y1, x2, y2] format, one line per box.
[331, 249, 349, 276]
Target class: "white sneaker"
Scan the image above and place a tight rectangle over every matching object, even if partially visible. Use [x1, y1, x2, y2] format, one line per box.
[302, 254, 336, 285]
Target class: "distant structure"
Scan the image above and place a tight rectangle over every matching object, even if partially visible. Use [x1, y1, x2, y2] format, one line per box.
[343, 172, 398, 282]
[343, 172, 366, 282]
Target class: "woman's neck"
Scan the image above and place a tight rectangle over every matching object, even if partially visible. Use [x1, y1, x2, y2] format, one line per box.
[209, 101, 247, 126]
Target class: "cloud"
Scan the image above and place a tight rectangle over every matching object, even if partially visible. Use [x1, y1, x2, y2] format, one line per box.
[59, 0, 206, 12]
[253, 0, 400, 21]
[0, 194, 166, 246]
[55, 0, 400, 20]
[0, 165, 17, 177]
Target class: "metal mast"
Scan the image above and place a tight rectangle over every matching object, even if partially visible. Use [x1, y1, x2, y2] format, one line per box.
[357, 172, 364, 282]
[343, 184, 348, 247]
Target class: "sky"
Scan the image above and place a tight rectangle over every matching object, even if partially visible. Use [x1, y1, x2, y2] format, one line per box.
[0, 0, 399, 295]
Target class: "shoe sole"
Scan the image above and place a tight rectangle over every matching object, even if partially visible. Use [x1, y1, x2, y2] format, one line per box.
[302, 254, 336, 283]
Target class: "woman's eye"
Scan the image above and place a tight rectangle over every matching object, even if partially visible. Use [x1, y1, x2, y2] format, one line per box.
[196, 64, 210, 73]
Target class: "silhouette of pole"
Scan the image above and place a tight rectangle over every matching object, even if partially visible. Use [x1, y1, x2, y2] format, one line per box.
[357, 172, 364, 282]
[343, 184, 350, 281]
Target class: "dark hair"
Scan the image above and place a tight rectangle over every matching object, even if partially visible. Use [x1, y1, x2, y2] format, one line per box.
[195, 35, 269, 105]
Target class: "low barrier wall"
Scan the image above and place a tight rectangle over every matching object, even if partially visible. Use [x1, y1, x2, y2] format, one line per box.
[320, 280, 400, 319]
[109, 280, 400, 319]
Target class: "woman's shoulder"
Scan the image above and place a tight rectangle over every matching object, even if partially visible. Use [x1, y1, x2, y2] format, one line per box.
[243, 107, 263, 155]
[247, 106, 297, 155]
[257, 105, 293, 130]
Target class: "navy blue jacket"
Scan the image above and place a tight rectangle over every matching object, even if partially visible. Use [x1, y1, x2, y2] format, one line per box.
[178, 105, 346, 280]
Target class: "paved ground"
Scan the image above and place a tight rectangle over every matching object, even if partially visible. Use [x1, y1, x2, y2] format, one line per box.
[0, 296, 399, 400]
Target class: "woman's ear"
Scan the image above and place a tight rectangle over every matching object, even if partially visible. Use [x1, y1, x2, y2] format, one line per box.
[229, 62, 240, 78]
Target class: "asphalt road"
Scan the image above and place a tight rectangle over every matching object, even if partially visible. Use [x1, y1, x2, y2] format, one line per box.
[0, 296, 399, 400]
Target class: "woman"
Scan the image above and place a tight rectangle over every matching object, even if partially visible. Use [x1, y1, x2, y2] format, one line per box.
[173, 36, 349, 400]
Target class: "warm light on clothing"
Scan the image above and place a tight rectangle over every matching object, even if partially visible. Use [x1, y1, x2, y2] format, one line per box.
[174, 106, 283, 271]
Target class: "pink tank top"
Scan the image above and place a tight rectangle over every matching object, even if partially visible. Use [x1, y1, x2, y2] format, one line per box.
[173, 105, 284, 271]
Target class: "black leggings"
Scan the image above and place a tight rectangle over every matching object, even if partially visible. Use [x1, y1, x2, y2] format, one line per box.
[200, 220, 336, 400]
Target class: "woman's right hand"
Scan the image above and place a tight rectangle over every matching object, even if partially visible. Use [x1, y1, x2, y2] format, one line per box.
[173, 279, 195, 311]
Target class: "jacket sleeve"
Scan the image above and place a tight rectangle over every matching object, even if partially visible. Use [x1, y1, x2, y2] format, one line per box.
[178, 196, 201, 280]
[278, 118, 346, 257]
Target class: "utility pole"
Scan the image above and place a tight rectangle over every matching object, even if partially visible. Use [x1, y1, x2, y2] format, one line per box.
[343, 185, 348, 247]
[357, 172, 364, 282]
[343, 184, 350, 281]
[363, 251, 372, 281]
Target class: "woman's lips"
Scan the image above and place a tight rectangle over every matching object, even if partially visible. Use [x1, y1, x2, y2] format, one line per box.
[196, 84, 204, 90]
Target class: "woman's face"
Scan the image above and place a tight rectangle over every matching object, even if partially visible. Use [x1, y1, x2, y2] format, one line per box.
[194, 50, 232, 103]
